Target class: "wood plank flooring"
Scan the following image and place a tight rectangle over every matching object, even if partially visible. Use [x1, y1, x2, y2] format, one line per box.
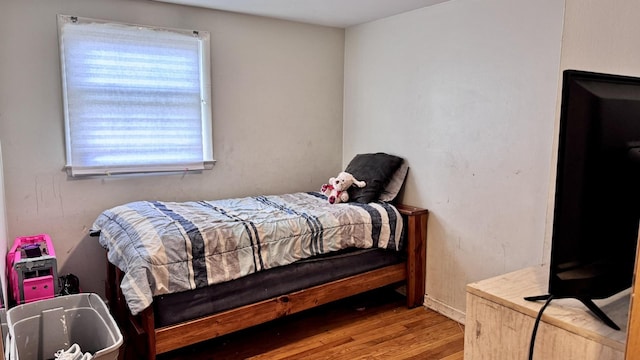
[157, 287, 464, 360]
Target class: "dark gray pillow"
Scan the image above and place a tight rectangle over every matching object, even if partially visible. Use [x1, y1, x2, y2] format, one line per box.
[345, 153, 404, 203]
[379, 161, 409, 203]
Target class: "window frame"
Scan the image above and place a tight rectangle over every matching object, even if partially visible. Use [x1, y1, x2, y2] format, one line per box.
[57, 15, 214, 177]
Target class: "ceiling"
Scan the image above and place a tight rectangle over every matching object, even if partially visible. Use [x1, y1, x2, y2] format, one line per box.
[151, 0, 449, 28]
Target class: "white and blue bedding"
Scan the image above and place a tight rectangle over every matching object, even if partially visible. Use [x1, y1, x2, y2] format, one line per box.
[92, 192, 403, 315]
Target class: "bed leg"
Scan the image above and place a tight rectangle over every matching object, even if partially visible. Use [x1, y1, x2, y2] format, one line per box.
[123, 307, 157, 360]
[401, 207, 428, 308]
[140, 307, 157, 360]
[109, 263, 156, 360]
[105, 261, 126, 360]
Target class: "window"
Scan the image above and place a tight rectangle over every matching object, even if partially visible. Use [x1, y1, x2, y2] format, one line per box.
[57, 15, 213, 176]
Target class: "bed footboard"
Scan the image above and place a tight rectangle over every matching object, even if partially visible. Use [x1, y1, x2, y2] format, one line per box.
[106, 204, 428, 360]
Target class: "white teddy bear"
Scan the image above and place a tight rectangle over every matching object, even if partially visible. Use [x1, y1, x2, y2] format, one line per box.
[320, 171, 366, 204]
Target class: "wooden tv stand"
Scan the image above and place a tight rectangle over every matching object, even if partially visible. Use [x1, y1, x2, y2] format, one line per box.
[464, 266, 629, 360]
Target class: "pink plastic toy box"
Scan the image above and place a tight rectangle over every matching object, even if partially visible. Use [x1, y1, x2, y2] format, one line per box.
[7, 234, 58, 304]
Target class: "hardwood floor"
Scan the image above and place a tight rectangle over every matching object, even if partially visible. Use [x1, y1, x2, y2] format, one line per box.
[156, 287, 464, 360]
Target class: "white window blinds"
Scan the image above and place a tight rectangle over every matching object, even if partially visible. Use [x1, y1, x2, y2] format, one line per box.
[58, 15, 213, 176]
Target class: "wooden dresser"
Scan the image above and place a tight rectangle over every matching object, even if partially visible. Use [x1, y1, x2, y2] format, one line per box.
[464, 266, 629, 360]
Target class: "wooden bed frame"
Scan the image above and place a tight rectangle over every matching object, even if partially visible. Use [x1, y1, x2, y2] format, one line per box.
[105, 204, 428, 360]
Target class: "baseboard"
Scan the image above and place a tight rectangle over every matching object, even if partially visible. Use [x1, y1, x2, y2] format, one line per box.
[423, 295, 466, 325]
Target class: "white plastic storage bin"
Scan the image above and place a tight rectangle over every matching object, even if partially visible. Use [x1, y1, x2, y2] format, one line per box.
[6, 293, 122, 360]
[1, 308, 7, 359]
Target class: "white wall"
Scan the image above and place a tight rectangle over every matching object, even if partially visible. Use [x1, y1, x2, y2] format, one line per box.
[0, 142, 7, 306]
[0, 0, 345, 297]
[344, 0, 565, 319]
[560, 0, 640, 75]
[542, 0, 640, 263]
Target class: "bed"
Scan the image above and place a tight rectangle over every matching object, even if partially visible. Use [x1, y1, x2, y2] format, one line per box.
[93, 153, 428, 359]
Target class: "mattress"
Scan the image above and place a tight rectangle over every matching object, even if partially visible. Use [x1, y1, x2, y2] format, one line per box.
[153, 247, 405, 327]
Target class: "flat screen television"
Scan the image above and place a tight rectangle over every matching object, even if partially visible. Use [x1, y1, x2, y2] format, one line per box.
[525, 69, 640, 330]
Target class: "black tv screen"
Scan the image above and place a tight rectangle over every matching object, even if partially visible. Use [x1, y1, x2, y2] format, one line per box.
[549, 70, 640, 313]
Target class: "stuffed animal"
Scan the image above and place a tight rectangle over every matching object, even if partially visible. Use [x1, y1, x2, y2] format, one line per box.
[321, 171, 366, 204]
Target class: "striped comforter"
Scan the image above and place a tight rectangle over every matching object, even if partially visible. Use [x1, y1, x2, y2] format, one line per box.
[92, 192, 403, 315]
